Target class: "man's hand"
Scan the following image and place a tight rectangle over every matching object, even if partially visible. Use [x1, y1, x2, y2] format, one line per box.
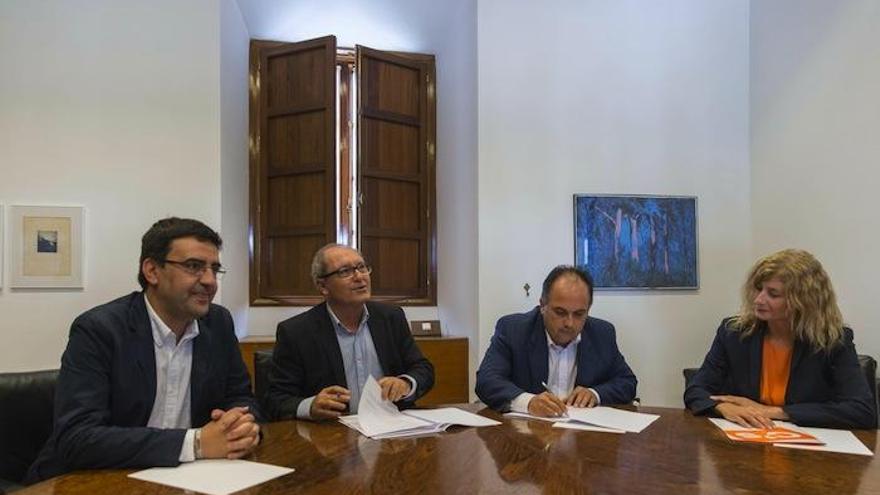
[564, 386, 598, 408]
[200, 407, 260, 459]
[310, 385, 351, 420]
[712, 395, 786, 429]
[527, 391, 567, 418]
[378, 376, 411, 402]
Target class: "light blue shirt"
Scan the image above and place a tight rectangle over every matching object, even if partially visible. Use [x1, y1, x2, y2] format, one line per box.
[297, 305, 417, 419]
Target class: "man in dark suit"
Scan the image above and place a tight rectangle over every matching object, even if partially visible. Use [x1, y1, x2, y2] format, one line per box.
[476, 265, 637, 417]
[27, 218, 260, 483]
[266, 244, 434, 421]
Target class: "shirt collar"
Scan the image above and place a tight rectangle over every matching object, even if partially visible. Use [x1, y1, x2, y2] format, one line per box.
[144, 294, 200, 347]
[326, 303, 370, 333]
[546, 331, 581, 351]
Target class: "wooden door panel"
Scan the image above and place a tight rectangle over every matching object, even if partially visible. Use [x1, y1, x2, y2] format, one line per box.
[266, 236, 324, 294]
[267, 173, 326, 229]
[266, 111, 326, 170]
[251, 36, 337, 304]
[361, 178, 420, 231]
[362, 119, 420, 175]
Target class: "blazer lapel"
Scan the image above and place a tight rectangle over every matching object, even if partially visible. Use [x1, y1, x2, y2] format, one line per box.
[748, 327, 765, 399]
[316, 304, 348, 386]
[191, 316, 212, 418]
[529, 312, 549, 390]
[129, 293, 157, 411]
[366, 307, 393, 375]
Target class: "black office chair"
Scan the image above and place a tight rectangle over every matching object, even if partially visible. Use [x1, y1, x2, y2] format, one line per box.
[683, 354, 879, 427]
[0, 369, 59, 491]
[253, 349, 274, 412]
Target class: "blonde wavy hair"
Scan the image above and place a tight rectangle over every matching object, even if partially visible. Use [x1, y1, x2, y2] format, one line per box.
[730, 249, 844, 351]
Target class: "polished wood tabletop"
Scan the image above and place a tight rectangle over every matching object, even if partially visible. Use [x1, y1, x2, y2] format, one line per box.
[18, 405, 879, 495]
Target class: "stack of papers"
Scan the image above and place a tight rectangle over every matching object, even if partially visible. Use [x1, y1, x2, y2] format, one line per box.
[339, 375, 501, 439]
[505, 406, 660, 434]
[708, 418, 874, 456]
[128, 459, 294, 495]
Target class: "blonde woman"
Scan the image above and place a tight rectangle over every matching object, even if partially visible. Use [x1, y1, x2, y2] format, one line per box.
[684, 249, 875, 429]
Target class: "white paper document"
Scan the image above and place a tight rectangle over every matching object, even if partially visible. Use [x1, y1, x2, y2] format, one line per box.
[708, 418, 873, 456]
[505, 406, 658, 433]
[128, 459, 294, 495]
[504, 411, 571, 423]
[775, 427, 873, 456]
[340, 375, 501, 439]
[552, 421, 625, 434]
[566, 406, 659, 433]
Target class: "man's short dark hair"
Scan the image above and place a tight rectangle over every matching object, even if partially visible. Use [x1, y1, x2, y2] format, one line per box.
[138, 217, 223, 289]
[540, 265, 594, 305]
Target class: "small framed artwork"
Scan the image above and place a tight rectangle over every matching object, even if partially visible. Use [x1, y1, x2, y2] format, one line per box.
[10, 205, 84, 289]
[573, 194, 698, 290]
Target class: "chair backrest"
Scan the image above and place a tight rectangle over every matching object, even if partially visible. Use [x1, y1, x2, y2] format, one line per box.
[683, 354, 879, 427]
[253, 349, 274, 409]
[682, 368, 698, 389]
[0, 369, 59, 484]
[856, 355, 878, 427]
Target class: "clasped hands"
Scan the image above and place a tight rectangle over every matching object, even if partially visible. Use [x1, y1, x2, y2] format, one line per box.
[712, 395, 788, 429]
[310, 376, 411, 420]
[199, 406, 261, 459]
[528, 386, 597, 417]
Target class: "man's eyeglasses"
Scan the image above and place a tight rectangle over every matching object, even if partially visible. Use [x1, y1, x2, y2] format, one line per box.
[162, 259, 227, 278]
[319, 263, 372, 279]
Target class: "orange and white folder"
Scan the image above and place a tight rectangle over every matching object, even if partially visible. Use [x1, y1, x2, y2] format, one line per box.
[709, 418, 822, 444]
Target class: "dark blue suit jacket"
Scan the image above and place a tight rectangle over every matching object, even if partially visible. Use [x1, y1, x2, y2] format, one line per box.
[265, 302, 434, 420]
[26, 292, 259, 483]
[475, 307, 637, 411]
[684, 319, 876, 429]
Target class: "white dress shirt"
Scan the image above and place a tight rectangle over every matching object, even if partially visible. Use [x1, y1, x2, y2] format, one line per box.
[144, 296, 199, 462]
[510, 332, 602, 413]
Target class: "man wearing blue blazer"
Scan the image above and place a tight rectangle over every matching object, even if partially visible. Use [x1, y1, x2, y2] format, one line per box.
[27, 218, 261, 483]
[476, 266, 637, 417]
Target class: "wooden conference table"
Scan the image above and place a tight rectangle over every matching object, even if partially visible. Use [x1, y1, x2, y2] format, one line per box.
[18, 405, 880, 495]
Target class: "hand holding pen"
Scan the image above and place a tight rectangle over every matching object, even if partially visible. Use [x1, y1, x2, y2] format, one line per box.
[526, 381, 568, 418]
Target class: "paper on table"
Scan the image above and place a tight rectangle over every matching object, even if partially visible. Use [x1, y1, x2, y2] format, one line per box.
[128, 459, 293, 495]
[504, 411, 572, 423]
[357, 375, 433, 437]
[340, 415, 449, 439]
[566, 406, 659, 433]
[405, 408, 501, 427]
[552, 421, 625, 434]
[774, 426, 874, 456]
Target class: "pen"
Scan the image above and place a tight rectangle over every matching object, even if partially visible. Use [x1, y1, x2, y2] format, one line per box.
[541, 382, 568, 418]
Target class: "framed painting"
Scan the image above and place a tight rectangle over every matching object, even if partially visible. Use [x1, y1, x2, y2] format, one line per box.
[10, 205, 84, 289]
[574, 194, 698, 290]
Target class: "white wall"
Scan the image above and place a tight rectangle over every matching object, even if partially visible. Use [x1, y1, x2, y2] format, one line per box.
[478, 0, 751, 406]
[220, 0, 252, 338]
[750, 0, 880, 358]
[232, 0, 480, 355]
[0, 0, 222, 370]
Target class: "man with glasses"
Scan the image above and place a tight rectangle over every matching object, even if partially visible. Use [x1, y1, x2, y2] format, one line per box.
[266, 244, 434, 421]
[27, 218, 261, 483]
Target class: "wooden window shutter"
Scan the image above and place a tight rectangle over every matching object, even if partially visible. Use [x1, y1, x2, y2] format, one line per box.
[356, 45, 437, 305]
[249, 36, 337, 305]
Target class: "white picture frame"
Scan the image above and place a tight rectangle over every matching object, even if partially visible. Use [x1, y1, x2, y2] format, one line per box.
[10, 205, 84, 289]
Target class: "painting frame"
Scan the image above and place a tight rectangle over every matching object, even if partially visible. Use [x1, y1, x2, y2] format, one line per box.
[573, 194, 699, 290]
[10, 205, 84, 289]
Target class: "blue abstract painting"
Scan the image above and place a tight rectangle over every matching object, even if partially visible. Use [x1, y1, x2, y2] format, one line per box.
[574, 195, 698, 289]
